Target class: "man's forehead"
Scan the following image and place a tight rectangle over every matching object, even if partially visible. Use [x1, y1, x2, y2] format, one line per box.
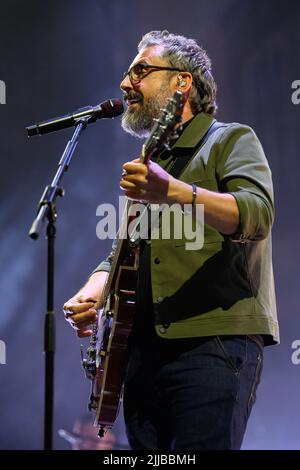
[129, 45, 166, 68]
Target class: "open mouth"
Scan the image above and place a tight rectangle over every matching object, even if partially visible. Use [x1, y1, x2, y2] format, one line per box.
[126, 99, 142, 107]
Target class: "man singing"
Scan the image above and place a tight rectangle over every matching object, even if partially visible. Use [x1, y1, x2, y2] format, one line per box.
[63, 30, 279, 450]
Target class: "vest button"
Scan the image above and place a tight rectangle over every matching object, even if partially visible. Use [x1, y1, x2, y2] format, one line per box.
[154, 257, 160, 264]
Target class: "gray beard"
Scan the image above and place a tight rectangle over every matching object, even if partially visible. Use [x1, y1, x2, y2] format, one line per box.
[121, 83, 171, 139]
[121, 103, 154, 139]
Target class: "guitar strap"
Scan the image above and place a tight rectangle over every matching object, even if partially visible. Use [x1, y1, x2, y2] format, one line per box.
[168, 120, 223, 179]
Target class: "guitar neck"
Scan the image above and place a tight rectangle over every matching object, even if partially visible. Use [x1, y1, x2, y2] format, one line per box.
[102, 91, 185, 303]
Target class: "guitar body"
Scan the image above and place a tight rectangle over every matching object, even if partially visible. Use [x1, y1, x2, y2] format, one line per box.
[81, 91, 186, 437]
[87, 239, 139, 434]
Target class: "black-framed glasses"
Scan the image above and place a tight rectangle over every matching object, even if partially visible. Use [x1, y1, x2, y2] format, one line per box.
[122, 62, 183, 85]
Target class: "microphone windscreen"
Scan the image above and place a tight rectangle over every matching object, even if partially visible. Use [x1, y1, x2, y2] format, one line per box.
[101, 99, 124, 118]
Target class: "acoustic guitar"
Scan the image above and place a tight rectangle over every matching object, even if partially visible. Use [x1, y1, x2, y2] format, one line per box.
[81, 90, 186, 437]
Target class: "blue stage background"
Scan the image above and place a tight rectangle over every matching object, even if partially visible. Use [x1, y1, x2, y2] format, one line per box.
[0, 0, 299, 450]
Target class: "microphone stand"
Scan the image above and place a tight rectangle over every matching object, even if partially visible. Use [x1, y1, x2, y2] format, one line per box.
[29, 116, 90, 450]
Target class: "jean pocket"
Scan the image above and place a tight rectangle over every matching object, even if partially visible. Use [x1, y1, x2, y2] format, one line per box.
[247, 351, 263, 416]
[214, 336, 248, 373]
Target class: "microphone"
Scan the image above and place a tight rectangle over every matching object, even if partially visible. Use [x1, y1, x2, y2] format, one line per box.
[26, 98, 124, 137]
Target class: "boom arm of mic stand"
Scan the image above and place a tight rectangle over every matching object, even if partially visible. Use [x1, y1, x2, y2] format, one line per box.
[29, 117, 90, 239]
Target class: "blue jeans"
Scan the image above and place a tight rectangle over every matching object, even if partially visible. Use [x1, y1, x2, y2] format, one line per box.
[123, 334, 263, 450]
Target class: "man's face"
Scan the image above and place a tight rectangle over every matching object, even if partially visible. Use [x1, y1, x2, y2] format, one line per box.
[120, 45, 175, 139]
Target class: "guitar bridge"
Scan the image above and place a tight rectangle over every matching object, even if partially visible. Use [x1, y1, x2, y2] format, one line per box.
[80, 343, 97, 380]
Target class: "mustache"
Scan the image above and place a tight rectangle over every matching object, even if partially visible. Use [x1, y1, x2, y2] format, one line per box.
[123, 91, 143, 102]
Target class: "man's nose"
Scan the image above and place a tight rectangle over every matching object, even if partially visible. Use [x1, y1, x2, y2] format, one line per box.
[120, 73, 133, 92]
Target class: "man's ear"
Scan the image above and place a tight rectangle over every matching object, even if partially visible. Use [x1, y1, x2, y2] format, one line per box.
[177, 76, 187, 87]
[174, 72, 193, 93]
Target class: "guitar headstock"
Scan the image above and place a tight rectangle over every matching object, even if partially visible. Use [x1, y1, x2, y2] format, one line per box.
[141, 90, 187, 163]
